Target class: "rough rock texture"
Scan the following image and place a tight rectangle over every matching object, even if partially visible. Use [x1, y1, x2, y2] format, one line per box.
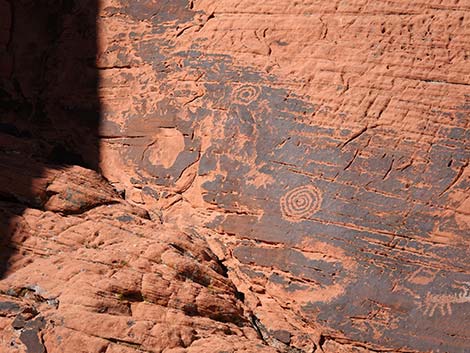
[1, 0, 470, 352]
[0, 164, 276, 353]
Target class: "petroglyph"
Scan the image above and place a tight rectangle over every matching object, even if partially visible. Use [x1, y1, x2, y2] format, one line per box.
[421, 283, 470, 317]
[280, 185, 322, 222]
[233, 84, 261, 105]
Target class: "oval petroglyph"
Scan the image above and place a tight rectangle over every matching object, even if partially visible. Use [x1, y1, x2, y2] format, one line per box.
[233, 84, 261, 105]
[280, 185, 322, 222]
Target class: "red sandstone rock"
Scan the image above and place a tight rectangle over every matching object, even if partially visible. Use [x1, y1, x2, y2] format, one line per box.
[1, 0, 469, 352]
[0, 167, 276, 353]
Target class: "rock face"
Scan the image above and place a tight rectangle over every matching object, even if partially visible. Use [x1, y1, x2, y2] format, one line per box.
[0, 166, 275, 353]
[1, 0, 469, 352]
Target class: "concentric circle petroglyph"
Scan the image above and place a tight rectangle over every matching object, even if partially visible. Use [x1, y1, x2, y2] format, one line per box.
[280, 185, 322, 222]
[233, 85, 261, 105]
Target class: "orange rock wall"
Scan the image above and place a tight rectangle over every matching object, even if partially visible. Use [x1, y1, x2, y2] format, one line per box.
[0, 0, 469, 352]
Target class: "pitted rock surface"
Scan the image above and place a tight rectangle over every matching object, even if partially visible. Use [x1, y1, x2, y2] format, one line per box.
[1, 0, 469, 352]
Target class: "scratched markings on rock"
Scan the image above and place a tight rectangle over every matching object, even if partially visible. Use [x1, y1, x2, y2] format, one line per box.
[93, 1, 470, 352]
[280, 185, 322, 222]
[2, 0, 470, 352]
[421, 283, 470, 317]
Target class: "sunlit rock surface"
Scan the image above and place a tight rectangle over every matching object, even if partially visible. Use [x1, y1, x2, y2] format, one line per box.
[1, 0, 469, 352]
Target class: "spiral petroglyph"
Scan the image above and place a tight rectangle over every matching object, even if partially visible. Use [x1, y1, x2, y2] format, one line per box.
[280, 185, 322, 222]
[233, 85, 261, 105]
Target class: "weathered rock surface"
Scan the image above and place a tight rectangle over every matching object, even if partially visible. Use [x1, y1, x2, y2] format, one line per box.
[1, 0, 469, 352]
[0, 166, 276, 353]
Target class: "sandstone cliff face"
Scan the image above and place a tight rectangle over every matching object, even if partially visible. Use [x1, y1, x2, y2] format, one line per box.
[1, 0, 469, 352]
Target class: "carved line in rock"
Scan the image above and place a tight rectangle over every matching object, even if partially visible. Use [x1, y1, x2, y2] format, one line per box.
[233, 84, 262, 105]
[421, 282, 470, 317]
[280, 185, 322, 222]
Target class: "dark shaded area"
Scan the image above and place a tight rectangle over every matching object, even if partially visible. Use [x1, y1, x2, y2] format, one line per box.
[0, 0, 100, 278]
